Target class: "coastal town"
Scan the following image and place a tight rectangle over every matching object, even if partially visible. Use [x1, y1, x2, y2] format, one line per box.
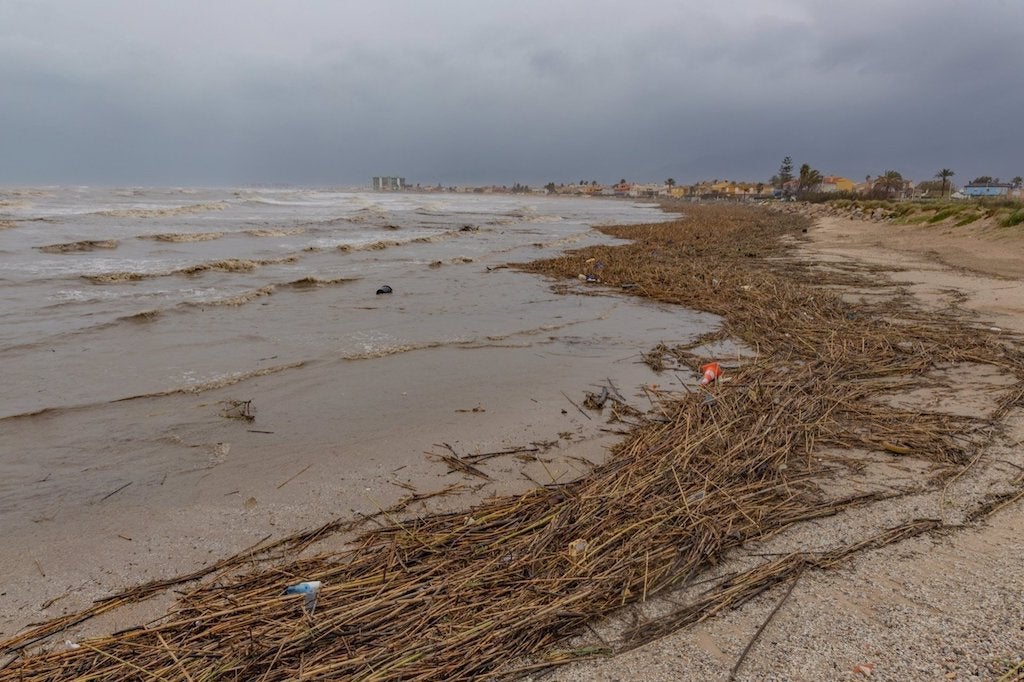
[373, 167, 1024, 200]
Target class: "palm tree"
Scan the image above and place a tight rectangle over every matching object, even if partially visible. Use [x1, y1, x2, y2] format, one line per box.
[876, 170, 905, 197]
[665, 178, 676, 187]
[797, 164, 823, 194]
[934, 168, 955, 197]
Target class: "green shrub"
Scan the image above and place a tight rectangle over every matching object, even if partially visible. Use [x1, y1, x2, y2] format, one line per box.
[926, 206, 963, 223]
[954, 213, 982, 226]
[1000, 209, 1024, 227]
[892, 203, 919, 217]
[977, 196, 1024, 211]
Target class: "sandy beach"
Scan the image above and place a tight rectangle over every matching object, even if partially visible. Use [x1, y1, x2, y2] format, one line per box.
[542, 208, 1024, 681]
[3, 200, 1024, 680]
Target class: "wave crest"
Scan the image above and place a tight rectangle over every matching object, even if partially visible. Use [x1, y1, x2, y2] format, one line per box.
[38, 240, 118, 253]
[84, 271, 153, 283]
[245, 227, 307, 237]
[143, 232, 224, 243]
[282, 276, 358, 289]
[85, 256, 298, 284]
[197, 286, 276, 306]
[177, 256, 298, 275]
[95, 202, 228, 218]
[120, 310, 161, 322]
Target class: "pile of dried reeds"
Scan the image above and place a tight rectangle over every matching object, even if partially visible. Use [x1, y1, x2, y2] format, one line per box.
[3, 204, 1023, 681]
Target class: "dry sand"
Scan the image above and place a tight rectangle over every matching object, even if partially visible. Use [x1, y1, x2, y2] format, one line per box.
[539, 213, 1024, 681]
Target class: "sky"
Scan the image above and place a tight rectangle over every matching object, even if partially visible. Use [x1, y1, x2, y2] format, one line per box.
[1, 0, 1022, 187]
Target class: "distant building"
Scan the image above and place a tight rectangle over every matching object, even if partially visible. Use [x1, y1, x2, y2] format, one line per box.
[820, 176, 855, 193]
[372, 176, 406, 191]
[963, 182, 1012, 197]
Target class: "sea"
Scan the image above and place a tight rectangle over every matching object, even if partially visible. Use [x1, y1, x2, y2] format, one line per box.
[0, 187, 671, 419]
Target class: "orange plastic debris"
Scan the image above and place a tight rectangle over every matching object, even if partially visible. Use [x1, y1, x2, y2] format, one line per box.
[699, 362, 723, 386]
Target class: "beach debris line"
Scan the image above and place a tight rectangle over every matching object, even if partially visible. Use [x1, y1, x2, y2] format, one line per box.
[375, 284, 393, 295]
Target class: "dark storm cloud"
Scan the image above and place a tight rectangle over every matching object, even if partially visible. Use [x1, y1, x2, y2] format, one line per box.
[1, 0, 1021, 186]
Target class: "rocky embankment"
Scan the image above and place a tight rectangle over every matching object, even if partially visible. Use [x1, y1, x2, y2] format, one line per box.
[773, 200, 895, 222]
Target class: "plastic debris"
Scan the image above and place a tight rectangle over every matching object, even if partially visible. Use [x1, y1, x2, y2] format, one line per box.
[567, 539, 589, 557]
[284, 580, 322, 614]
[852, 662, 875, 676]
[699, 362, 723, 386]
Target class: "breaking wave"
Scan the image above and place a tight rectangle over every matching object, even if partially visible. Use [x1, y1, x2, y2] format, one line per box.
[337, 240, 399, 253]
[429, 256, 474, 268]
[107, 202, 229, 218]
[84, 271, 154, 283]
[112, 361, 308, 400]
[94, 202, 228, 218]
[38, 240, 119, 253]
[0, 361, 309, 420]
[281, 276, 358, 289]
[409, 230, 460, 244]
[192, 286, 276, 306]
[413, 202, 449, 215]
[333, 228, 469, 254]
[245, 227, 307, 237]
[176, 257, 297, 274]
[142, 232, 224, 243]
[119, 310, 161, 323]
[83, 256, 299, 284]
[343, 340, 448, 360]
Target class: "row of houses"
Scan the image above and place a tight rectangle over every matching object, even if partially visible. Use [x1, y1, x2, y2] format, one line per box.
[373, 176, 1023, 199]
[545, 176, 862, 198]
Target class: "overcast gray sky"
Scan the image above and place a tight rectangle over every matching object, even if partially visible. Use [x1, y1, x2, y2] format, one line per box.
[2, 0, 1022, 187]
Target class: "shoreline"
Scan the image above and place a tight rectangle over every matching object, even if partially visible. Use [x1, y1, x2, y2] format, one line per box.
[0, 201, 711, 642]
[4, 204, 1024, 680]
